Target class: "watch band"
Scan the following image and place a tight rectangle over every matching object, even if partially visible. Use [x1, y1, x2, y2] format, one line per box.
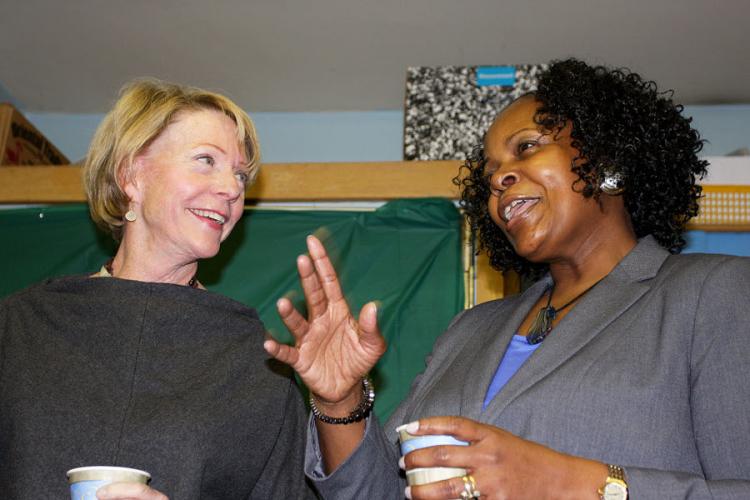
[598, 464, 628, 500]
[607, 464, 626, 482]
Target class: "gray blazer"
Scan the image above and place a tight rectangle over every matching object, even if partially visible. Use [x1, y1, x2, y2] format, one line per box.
[306, 236, 750, 499]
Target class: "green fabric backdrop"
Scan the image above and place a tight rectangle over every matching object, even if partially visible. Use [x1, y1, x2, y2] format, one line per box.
[0, 198, 465, 421]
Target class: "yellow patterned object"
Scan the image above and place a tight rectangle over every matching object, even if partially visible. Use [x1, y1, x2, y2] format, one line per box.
[689, 185, 750, 231]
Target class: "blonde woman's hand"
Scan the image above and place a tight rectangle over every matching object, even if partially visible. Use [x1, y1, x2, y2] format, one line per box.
[265, 235, 387, 406]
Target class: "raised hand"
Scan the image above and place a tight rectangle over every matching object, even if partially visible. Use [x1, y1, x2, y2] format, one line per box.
[264, 235, 387, 405]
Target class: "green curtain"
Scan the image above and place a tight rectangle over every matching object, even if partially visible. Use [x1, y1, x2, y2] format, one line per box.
[0, 198, 465, 421]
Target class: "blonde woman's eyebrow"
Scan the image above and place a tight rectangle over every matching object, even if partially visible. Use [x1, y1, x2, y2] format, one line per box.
[194, 143, 227, 154]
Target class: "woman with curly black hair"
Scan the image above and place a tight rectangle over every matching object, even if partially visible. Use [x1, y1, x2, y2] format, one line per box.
[266, 58, 750, 499]
[460, 58, 707, 278]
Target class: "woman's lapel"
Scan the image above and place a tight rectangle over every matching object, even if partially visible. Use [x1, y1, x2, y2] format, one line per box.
[478, 236, 669, 422]
[458, 276, 552, 421]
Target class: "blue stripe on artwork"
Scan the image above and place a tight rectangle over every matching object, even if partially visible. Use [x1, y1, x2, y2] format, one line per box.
[476, 66, 516, 87]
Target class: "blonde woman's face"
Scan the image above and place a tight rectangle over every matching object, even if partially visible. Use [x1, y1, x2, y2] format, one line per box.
[124, 109, 250, 262]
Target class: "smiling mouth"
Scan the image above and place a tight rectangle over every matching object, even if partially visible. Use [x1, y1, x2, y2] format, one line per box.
[502, 198, 540, 223]
[189, 208, 227, 225]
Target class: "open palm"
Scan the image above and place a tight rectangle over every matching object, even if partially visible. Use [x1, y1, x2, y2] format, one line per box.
[265, 235, 387, 404]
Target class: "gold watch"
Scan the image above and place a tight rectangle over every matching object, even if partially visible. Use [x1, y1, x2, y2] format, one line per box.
[598, 464, 628, 500]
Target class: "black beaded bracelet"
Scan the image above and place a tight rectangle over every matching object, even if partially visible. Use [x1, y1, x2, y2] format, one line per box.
[309, 376, 375, 425]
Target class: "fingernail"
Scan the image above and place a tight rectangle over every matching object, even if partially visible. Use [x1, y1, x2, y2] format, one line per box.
[405, 486, 412, 499]
[398, 456, 405, 469]
[405, 420, 419, 433]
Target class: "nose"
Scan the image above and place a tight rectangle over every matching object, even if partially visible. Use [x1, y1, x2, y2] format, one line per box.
[490, 169, 519, 194]
[215, 168, 244, 202]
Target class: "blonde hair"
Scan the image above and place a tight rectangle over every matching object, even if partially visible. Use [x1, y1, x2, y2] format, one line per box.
[83, 78, 260, 241]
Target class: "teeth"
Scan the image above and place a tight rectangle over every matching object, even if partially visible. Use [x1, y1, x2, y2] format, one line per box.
[504, 205, 512, 221]
[504, 199, 525, 221]
[190, 209, 226, 224]
[503, 199, 536, 222]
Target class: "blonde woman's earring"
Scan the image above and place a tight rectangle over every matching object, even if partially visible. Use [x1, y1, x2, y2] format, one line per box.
[125, 210, 137, 222]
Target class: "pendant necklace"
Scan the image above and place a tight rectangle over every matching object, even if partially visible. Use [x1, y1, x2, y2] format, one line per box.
[526, 278, 603, 345]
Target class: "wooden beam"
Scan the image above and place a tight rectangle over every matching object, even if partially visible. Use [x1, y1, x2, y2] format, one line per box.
[0, 166, 85, 203]
[248, 161, 462, 200]
[475, 251, 503, 304]
[0, 161, 463, 203]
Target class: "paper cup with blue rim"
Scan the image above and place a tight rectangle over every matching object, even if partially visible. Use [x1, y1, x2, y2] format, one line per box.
[396, 423, 469, 486]
[67, 466, 151, 499]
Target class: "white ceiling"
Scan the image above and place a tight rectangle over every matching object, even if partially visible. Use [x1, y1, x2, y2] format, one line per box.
[2, 0, 749, 113]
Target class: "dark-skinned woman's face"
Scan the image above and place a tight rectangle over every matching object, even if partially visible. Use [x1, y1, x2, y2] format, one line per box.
[483, 96, 625, 264]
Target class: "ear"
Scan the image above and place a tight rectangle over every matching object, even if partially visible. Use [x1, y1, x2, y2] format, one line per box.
[119, 155, 146, 204]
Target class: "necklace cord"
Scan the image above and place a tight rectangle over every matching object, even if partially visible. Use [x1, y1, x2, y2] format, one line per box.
[526, 277, 605, 344]
[103, 259, 199, 289]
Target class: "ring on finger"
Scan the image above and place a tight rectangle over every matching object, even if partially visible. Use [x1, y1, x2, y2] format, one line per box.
[461, 474, 480, 498]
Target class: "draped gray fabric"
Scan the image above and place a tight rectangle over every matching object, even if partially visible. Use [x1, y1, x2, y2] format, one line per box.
[0, 276, 314, 499]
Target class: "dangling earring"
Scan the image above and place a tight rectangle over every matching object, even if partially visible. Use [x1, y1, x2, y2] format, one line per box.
[599, 169, 625, 195]
[125, 210, 137, 222]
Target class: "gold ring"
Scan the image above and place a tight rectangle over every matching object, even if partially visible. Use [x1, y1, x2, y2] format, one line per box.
[462, 475, 479, 498]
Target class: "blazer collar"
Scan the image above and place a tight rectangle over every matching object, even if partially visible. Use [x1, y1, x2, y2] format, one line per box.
[459, 277, 550, 419]
[462, 235, 670, 421]
[610, 234, 669, 283]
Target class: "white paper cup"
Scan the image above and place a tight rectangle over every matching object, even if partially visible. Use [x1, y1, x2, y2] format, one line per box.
[396, 423, 469, 455]
[405, 466, 467, 486]
[396, 424, 469, 486]
[67, 466, 151, 500]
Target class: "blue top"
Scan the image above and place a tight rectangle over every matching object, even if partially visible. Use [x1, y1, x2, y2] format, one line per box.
[482, 335, 541, 410]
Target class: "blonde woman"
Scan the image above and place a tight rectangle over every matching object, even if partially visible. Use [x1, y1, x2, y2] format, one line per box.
[0, 80, 313, 499]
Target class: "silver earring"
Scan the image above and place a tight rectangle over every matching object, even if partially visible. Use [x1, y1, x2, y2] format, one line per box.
[125, 210, 137, 222]
[599, 171, 625, 195]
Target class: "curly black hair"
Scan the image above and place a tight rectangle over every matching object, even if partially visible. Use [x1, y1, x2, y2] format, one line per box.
[455, 58, 708, 277]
